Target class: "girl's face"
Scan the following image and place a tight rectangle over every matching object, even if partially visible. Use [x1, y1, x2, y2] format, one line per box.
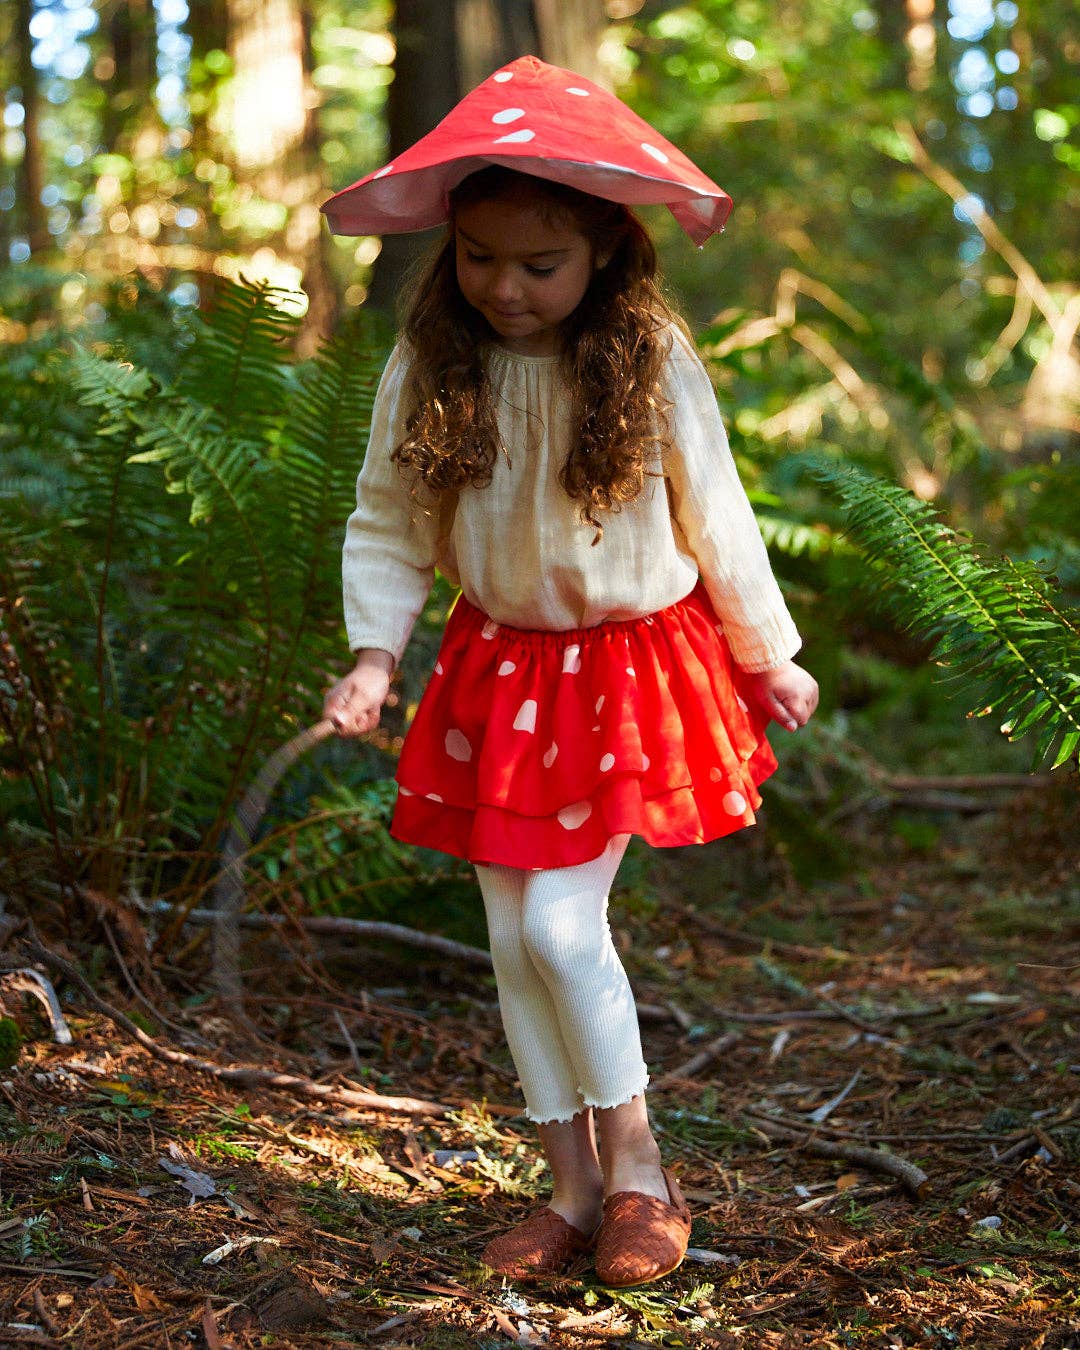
[454, 193, 601, 356]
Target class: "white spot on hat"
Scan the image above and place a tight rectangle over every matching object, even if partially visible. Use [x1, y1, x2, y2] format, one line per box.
[482, 619, 499, 639]
[599, 753, 615, 772]
[709, 767, 723, 782]
[373, 164, 394, 179]
[626, 666, 636, 677]
[736, 695, 748, 712]
[493, 70, 514, 82]
[494, 129, 535, 144]
[565, 87, 589, 96]
[497, 660, 516, 676]
[543, 742, 558, 768]
[641, 143, 670, 164]
[641, 753, 650, 771]
[513, 699, 537, 733]
[398, 786, 414, 797]
[562, 645, 581, 674]
[445, 729, 472, 762]
[595, 695, 605, 714]
[723, 790, 748, 815]
[492, 107, 525, 124]
[557, 800, 592, 830]
[426, 791, 443, 802]
[434, 660, 444, 675]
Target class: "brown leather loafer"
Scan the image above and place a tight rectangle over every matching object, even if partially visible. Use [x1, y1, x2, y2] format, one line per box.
[594, 1166, 692, 1288]
[481, 1207, 596, 1280]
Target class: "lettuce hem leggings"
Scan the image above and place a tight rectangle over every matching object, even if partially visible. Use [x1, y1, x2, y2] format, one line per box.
[474, 835, 650, 1124]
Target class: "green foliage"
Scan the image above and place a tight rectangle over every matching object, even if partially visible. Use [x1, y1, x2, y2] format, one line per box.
[0, 1019, 23, 1071]
[809, 459, 1080, 770]
[0, 277, 396, 915]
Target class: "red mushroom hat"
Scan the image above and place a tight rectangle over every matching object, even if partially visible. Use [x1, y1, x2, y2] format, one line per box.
[321, 54, 732, 246]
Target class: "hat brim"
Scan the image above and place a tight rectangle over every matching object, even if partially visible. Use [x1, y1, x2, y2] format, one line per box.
[321, 155, 731, 247]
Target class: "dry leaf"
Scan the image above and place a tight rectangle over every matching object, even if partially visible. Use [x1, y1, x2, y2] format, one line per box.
[835, 1172, 861, 1191]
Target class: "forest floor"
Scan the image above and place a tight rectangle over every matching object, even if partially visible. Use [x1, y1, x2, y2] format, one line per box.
[0, 782, 1076, 1349]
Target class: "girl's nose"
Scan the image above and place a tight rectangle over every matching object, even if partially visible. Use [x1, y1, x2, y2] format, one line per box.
[489, 267, 522, 302]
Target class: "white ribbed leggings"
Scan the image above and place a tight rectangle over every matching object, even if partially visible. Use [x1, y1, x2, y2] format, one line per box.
[475, 835, 650, 1124]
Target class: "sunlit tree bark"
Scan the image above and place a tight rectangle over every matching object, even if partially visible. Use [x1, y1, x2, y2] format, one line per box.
[212, 0, 336, 345]
[14, 0, 47, 256]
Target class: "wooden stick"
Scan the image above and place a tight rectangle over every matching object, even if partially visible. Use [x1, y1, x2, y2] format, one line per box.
[746, 1111, 931, 1198]
[156, 901, 494, 969]
[26, 941, 451, 1118]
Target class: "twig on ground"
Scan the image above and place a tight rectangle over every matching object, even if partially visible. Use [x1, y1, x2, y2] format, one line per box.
[0, 967, 73, 1044]
[655, 1031, 741, 1086]
[744, 1110, 931, 1198]
[158, 902, 495, 969]
[754, 957, 884, 1035]
[25, 940, 451, 1118]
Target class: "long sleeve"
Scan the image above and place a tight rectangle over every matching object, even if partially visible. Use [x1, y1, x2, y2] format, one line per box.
[662, 327, 802, 672]
[341, 342, 439, 663]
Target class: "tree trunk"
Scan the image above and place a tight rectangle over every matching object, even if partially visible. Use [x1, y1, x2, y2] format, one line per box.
[364, 0, 461, 315]
[214, 0, 333, 343]
[14, 0, 48, 256]
[101, 0, 157, 152]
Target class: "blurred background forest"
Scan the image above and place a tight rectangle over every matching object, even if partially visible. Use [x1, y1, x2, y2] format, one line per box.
[1, 0, 1078, 946]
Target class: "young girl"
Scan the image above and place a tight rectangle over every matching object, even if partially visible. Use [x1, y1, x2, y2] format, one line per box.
[321, 59, 817, 1287]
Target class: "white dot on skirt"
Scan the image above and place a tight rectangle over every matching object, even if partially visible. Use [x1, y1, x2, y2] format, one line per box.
[493, 70, 514, 82]
[737, 695, 748, 712]
[543, 742, 558, 768]
[434, 660, 444, 675]
[595, 695, 605, 714]
[445, 729, 472, 762]
[626, 667, 636, 677]
[482, 620, 500, 639]
[599, 753, 615, 772]
[723, 790, 748, 816]
[565, 87, 590, 95]
[557, 800, 592, 830]
[709, 767, 723, 782]
[497, 660, 516, 676]
[494, 128, 535, 144]
[562, 645, 581, 674]
[426, 792, 443, 802]
[641, 754, 650, 771]
[398, 786, 414, 797]
[641, 142, 670, 164]
[373, 164, 394, 178]
[491, 107, 525, 124]
[513, 699, 538, 733]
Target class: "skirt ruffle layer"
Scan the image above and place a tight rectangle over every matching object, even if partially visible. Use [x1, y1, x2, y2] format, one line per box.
[391, 584, 777, 868]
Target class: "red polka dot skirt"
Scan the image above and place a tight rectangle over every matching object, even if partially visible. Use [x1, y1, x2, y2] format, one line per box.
[391, 584, 778, 869]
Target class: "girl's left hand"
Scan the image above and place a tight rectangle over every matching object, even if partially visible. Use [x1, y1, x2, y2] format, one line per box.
[743, 660, 818, 733]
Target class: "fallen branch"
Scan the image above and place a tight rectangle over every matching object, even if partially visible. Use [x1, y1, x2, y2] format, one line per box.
[754, 957, 883, 1035]
[654, 1031, 741, 1087]
[25, 940, 451, 1118]
[745, 1110, 931, 1198]
[157, 902, 494, 969]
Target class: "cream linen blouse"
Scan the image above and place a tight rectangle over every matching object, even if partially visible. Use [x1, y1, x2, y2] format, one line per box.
[342, 325, 801, 674]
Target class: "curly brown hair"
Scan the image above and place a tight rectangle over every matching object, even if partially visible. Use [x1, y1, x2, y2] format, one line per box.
[391, 167, 688, 535]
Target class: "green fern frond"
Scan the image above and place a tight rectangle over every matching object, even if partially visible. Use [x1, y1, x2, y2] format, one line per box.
[757, 513, 837, 560]
[175, 276, 300, 435]
[809, 458, 1080, 770]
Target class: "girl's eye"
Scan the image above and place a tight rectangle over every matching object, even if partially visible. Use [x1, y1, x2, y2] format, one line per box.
[527, 264, 557, 277]
[465, 251, 491, 263]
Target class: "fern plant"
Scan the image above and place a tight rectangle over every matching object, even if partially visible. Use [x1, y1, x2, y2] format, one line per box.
[809, 459, 1080, 771]
[1, 278, 396, 919]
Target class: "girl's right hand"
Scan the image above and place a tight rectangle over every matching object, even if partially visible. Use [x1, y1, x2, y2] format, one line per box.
[323, 649, 394, 737]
